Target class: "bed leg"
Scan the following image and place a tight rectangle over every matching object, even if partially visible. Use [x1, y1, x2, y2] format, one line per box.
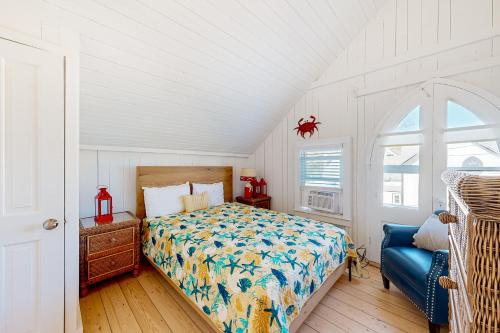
[348, 257, 352, 281]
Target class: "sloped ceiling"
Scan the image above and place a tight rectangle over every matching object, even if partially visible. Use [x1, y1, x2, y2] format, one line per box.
[47, 0, 385, 154]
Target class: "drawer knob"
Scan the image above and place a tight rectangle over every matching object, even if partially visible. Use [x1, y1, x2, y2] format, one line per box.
[439, 276, 458, 289]
[110, 261, 116, 266]
[110, 237, 117, 243]
[438, 212, 457, 224]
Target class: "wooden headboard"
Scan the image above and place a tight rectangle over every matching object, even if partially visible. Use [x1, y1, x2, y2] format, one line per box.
[136, 166, 233, 219]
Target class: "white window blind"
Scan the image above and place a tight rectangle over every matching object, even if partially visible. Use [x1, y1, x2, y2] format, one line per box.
[295, 137, 352, 221]
[299, 145, 343, 188]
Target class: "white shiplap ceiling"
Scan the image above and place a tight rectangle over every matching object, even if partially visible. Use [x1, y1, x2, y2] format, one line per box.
[46, 0, 385, 154]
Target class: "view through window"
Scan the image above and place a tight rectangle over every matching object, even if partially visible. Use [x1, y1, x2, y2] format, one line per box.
[446, 101, 500, 174]
[383, 145, 420, 207]
[383, 105, 421, 207]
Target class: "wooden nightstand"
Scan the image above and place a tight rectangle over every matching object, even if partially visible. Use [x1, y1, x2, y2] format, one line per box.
[236, 196, 272, 209]
[79, 211, 141, 297]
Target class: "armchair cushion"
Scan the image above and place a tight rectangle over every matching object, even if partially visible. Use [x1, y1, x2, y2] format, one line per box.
[382, 247, 433, 298]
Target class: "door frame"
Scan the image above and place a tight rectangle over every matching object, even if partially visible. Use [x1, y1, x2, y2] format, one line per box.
[0, 26, 81, 333]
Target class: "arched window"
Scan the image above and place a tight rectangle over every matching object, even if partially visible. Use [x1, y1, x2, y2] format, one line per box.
[367, 80, 500, 262]
[377, 85, 500, 210]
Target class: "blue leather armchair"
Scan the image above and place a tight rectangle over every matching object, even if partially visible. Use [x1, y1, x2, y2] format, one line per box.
[380, 219, 449, 333]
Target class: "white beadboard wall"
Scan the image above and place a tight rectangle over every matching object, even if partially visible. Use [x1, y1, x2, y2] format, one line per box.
[250, 0, 500, 259]
[79, 147, 253, 218]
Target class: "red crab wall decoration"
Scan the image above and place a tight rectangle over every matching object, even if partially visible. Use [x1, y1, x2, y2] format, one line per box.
[294, 115, 321, 138]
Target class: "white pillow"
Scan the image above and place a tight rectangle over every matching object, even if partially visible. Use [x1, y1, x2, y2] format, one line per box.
[143, 182, 190, 217]
[413, 214, 449, 251]
[192, 182, 224, 207]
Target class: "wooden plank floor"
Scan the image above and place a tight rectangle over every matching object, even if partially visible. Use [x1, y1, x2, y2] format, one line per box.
[80, 263, 448, 333]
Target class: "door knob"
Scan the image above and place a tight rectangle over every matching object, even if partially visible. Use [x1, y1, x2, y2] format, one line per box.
[43, 218, 59, 230]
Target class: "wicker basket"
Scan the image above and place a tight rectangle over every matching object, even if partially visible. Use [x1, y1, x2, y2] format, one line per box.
[441, 171, 500, 332]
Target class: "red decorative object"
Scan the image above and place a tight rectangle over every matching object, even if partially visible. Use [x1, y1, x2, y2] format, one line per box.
[294, 115, 321, 138]
[250, 178, 260, 198]
[254, 180, 261, 197]
[95, 186, 113, 223]
[258, 178, 267, 197]
[244, 182, 253, 199]
[240, 168, 258, 198]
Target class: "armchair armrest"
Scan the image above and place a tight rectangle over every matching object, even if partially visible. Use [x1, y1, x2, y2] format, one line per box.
[430, 249, 449, 268]
[382, 224, 420, 249]
[425, 249, 449, 323]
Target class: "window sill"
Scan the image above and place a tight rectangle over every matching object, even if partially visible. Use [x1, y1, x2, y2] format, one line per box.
[294, 208, 352, 227]
[382, 204, 419, 210]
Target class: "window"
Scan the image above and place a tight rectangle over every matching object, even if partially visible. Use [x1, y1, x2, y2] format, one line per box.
[447, 141, 500, 175]
[392, 193, 401, 205]
[446, 102, 500, 175]
[381, 106, 421, 208]
[393, 106, 420, 132]
[383, 145, 419, 207]
[295, 138, 352, 220]
[299, 147, 342, 188]
[379, 97, 499, 211]
[447, 101, 483, 128]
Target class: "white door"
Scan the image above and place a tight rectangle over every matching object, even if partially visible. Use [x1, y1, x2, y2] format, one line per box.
[0, 38, 65, 333]
[367, 84, 434, 261]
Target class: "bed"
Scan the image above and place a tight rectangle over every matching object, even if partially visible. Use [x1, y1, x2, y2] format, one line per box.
[137, 166, 355, 333]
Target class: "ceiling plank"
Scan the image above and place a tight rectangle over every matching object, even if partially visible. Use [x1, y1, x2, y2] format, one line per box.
[41, 0, 387, 153]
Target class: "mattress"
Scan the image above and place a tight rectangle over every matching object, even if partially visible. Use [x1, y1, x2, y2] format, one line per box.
[142, 202, 355, 333]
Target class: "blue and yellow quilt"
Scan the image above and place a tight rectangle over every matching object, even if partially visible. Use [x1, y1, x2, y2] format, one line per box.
[142, 203, 355, 333]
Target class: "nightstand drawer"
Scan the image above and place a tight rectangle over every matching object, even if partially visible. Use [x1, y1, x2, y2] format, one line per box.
[87, 227, 134, 256]
[88, 250, 134, 281]
[255, 201, 270, 209]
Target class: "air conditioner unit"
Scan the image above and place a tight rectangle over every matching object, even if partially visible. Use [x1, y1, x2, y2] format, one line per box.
[303, 189, 342, 215]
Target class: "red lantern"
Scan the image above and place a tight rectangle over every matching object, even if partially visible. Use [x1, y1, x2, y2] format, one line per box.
[250, 178, 260, 198]
[244, 182, 253, 199]
[95, 186, 113, 223]
[258, 178, 267, 197]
